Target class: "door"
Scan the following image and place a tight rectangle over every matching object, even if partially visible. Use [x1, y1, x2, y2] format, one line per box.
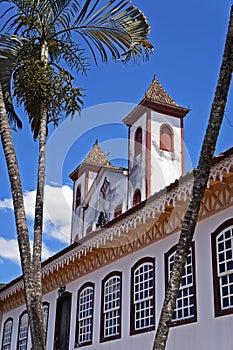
[54, 292, 72, 350]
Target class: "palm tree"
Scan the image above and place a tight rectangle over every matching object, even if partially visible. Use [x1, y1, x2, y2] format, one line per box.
[153, 6, 233, 350]
[0, 1, 152, 349]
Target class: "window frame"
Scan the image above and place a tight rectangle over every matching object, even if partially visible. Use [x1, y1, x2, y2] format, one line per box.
[17, 311, 29, 350]
[134, 127, 142, 157]
[75, 282, 95, 347]
[160, 124, 174, 152]
[212, 218, 233, 317]
[165, 242, 197, 327]
[130, 257, 155, 336]
[100, 271, 122, 343]
[1, 317, 13, 350]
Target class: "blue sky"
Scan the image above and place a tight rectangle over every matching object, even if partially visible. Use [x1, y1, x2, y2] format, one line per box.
[0, 0, 233, 283]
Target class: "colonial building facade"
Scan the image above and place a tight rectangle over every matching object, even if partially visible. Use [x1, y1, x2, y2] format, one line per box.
[1, 76, 233, 350]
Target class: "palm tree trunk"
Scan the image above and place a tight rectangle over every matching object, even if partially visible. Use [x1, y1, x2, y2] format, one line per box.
[153, 6, 233, 350]
[29, 40, 49, 350]
[29, 102, 47, 350]
[0, 83, 36, 336]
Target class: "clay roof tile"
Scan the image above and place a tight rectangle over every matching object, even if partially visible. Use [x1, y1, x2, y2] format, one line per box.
[144, 74, 180, 107]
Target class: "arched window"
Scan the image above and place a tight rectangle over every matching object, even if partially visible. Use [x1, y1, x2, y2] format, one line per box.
[130, 257, 155, 335]
[2, 318, 13, 350]
[114, 204, 122, 218]
[165, 243, 197, 326]
[76, 282, 94, 347]
[76, 185, 81, 208]
[43, 303, 49, 345]
[212, 219, 233, 317]
[133, 189, 141, 206]
[100, 271, 122, 342]
[160, 124, 174, 152]
[134, 127, 142, 157]
[17, 311, 29, 350]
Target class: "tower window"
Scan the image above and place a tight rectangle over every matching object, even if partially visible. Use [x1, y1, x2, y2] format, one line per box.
[160, 124, 174, 152]
[134, 127, 142, 157]
[100, 177, 110, 198]
[133, 189, 141, 206]
[76, 185, 81, 208]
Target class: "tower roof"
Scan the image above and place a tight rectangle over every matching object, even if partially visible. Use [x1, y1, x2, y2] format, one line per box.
[123, 75, 189, 125]
[82, 140, 110, 167]
[144, 75, 180, 107]
[69, 140, 122, 180]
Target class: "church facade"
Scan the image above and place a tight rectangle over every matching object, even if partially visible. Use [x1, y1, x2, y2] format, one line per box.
[1, 76, 233, 350]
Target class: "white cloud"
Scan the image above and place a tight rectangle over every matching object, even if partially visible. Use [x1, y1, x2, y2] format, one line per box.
[0, 184, 73, 245]
[0, 197, 13, 209]
[0, 237, 20, 264]
[0, 237, 55, 265]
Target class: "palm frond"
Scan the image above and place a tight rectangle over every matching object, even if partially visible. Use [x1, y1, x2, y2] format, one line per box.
[0, 34, 26, 129]
[70, 0, 153, 63]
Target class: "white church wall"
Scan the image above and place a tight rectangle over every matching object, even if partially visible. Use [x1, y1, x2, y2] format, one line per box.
[1, 206, 233, 350]
[83, 169, 127, 236]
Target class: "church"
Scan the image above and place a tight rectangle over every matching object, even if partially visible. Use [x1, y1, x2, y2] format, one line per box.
[0, 75, 233, 350]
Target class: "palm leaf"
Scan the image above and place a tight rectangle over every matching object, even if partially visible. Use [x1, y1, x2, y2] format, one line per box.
[70, 0, 153, 62]
[0, 34, 26, 129]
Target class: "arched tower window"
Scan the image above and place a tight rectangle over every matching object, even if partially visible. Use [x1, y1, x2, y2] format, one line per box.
[160, 124, 174, 152]
[76, 185, 81, 208]
[133, 189, 141, 206]
[134, 127, 142, 157]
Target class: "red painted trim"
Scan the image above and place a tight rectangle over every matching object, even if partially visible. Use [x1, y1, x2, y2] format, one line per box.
[85, 170, 89, 197]
[180, 118, 185, 175]
[146, 110, 151, 198]
[127, 126, 131, 210]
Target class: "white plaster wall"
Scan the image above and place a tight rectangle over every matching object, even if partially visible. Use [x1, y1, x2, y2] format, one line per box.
[88, 171, 98, 192]
[83, 169, 127, 235]
[150, 111, 182, 195]
[2, 207, 233, 350]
